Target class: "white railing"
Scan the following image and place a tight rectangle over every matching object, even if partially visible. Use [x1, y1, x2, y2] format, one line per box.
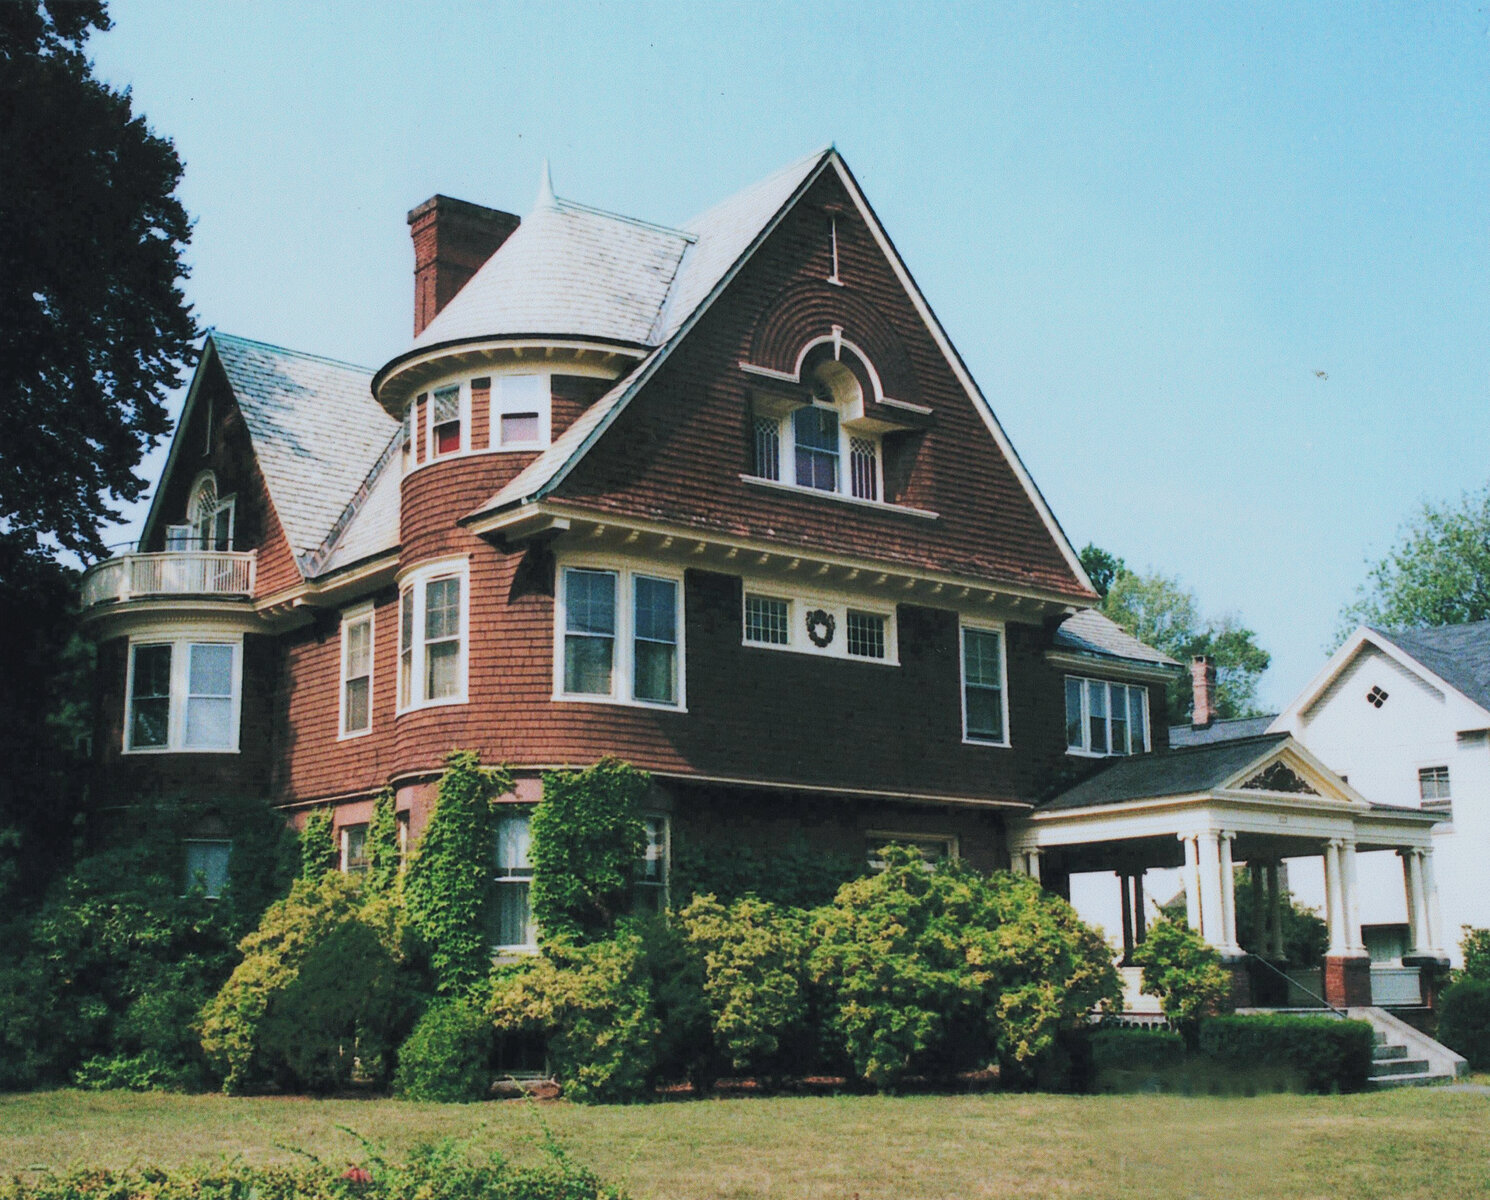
[81, 550, 257, 608]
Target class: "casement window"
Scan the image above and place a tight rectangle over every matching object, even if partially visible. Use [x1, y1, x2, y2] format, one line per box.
[1065, 676, 1150, 757]
[491, 373, 551, 449]
[866, 832, 957, 872]
[339, 606, 374, 737]
[556, 564, 684, 709]
[1419, 766, 1451, 802]
[491, 813, 536, 952]
[183, 839, 232, 899]
[125, 636, 242, 753]
[397, 561, 467, 711]
[740, 588, 897, 664]
[340, 823, 370, 875]
[634, 815, 670, 916]
[961, 624, 1008, 745]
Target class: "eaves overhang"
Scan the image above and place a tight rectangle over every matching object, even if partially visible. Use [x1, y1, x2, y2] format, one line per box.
[463, 500, 1092, 618]
[1044, 648, 1183, 683]
[253, 549, 400, 625]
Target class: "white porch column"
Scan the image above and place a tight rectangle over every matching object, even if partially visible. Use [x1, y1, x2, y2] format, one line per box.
[1250, 865, 1266, 953]
[1400, 849, 1424, 955]
[1010, 849, 1028, 875]
[1324, 839, 1347, 956]
[1341, 838, 1364, 954]
[1181, 834, 1202, 933]
[1422, 847, 1445, 956]
[1267, 861, 1285, 960]
[1217, 832, 1241, 956]
[1197, 830, 1226, 949]
[1027, 848, 1042, 884]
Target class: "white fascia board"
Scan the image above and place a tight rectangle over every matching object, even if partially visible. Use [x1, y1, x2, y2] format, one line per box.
[1214, 738, 1369, 806]
[1044, 649, 1179, 684]
[825, 154, 1097, 600]
[139, 336, 219, 551]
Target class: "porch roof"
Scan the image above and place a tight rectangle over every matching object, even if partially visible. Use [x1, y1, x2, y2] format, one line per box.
[1041, 734, 1290, 812]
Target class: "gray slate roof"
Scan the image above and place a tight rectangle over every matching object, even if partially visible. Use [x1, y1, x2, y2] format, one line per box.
[212, 334, 394, 565]
[1168, 715, 1278, 748]
[1053, 609, 1180, 669]
[1372, 621, 1490, 716]
[1040, 733, 1289, 812]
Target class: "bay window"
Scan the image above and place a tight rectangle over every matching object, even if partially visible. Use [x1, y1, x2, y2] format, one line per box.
[556, 563, 684, 709]
[339, 605, 373, 736]
[961, 623, 1008, 746]
[125, 635, 242, 753]
[397, 561, 467, 711]
[1066, 676, 1150, 756]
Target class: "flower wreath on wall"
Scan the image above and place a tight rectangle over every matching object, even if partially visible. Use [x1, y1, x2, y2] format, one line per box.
[805, 608, 836, 647]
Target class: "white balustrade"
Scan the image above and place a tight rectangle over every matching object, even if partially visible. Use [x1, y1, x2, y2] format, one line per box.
[80, 550, 256, 608]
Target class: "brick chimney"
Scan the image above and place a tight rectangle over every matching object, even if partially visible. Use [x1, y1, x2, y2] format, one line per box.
[1191, 655, 1217, 728]
[407, 196, 521, 337]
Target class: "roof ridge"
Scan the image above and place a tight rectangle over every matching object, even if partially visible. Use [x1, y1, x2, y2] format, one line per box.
[680, 145, 834, 231]
[1153, 731, 1289, 757]
[551, 195, 697, 242]
[211, 330, 377, 374]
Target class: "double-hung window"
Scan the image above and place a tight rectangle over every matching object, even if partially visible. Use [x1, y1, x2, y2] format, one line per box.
[126, 636, 242, 753]
[557, 564, 684, 709]
[1419, 766, 1451, 804]
[340, 606, 373, 736]
[340, 823, 369, 875]
[491, 813, 536, 952]
[492, 373, 550, 449]
[1065, 676, 1150, 756]
[430, 384, 462, 456]
[634, 815, 670, 915]
[793, 406, 840, 492]
[961, 624, 1008, 745]
[183, 839, 232, 898]
[397, 562, 467, 711]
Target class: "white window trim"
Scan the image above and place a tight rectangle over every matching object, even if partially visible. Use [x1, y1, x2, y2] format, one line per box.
[1064, 675, 1151, 758]
[553, 556, 687, 711]
[636, 812, 672, 913]
[339, 823, 371, 874]
[396, 558, 470, 714]
[426, 380, 469, 460]
[960, 620, 1011, 748]
[489, 371, 553, 452]
[123, 633, 244, 754]
[493, 809, 538, 954]
[752, 403, 884, 502]
[338, 603, 375, 739]
[1416, 763, 1452, 802]
[740, 583, 899, 666]
[866, 830, 959, 871]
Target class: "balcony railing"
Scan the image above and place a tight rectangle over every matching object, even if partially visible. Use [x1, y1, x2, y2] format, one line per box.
[80, 549, 257, 609]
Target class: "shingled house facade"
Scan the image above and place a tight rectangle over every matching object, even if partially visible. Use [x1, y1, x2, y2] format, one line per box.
[80, 150, 1447, 1011]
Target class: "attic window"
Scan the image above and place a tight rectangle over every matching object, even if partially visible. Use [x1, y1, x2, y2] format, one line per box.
[431, 386, 462, 456]
[491, 374, 550, 449]
[1366, 685, 1389, 709]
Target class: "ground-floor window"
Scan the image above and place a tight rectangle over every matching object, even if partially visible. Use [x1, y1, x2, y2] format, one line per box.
[634, 815, 670, 915]
[340, 823, 369, 875]
[491, 813, 537, 952]
[183, 839, 232, 898]
[865, 831, 958, 871]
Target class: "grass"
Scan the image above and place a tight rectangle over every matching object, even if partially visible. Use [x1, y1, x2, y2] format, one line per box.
[2, 1088, 1488, 1199]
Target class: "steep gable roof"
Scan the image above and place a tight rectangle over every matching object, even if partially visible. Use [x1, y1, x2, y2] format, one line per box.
[1371, 621, 1490, 716]
[210, 334, 394, 565]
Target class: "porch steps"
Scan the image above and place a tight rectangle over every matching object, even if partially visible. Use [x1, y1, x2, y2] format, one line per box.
[1356, 1009, 1466, 1089]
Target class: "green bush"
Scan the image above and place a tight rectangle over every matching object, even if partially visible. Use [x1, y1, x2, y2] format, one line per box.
[300, 808, 336, 881]
[679, 894, 814, 1080]
[634, 915, 718, 1090]
[367, 786, 401, 895]
[403, 751, 512, 996]
[670, 829, 866, 909]
[1459, 926, 1490, 983]
[1130, 919, 1231, 1037]
[810, 848, 1120, 1089]
[488, 928, 659, 1103]
[1089, 1026, 1187, 1073]
[199, 874, 416, 1093]
[1438, 978, 1490, 1068]
[530, 759, 649, 944]
[1198, 1014, 1374, 1093]
[0, 1140, 626, 1200]
[394, 997, 494, 1101]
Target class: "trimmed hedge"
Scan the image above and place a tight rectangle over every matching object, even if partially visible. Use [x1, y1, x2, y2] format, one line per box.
[1089, 1026, 1187, 1073]
[1438, 978, 1490, 1068]
[1198, 1014, 1374, 1093]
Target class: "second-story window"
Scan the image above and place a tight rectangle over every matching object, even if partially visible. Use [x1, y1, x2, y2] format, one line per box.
[340, 605, 373, 736]
[556, 563, 684, 709]
[397, 562, 467, 712]
[961, 624, 1008, 746]
[430, 385, 462, 456]
[1066, 676, 1149, 756]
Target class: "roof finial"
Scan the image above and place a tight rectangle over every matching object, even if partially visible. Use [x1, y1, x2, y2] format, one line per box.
[536, 159, 556, 210]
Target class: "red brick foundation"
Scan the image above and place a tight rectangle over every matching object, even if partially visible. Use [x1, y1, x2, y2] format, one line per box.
[1323, 955, 1372, 1008]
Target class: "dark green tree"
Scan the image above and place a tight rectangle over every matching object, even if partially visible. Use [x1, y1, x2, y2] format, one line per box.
[1337, 485, 1490, 642]
[0, 1, 196, 899]
[1078, 543, 1127, 600]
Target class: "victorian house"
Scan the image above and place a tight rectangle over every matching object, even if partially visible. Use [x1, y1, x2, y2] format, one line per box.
[80, 149, 1449, 1028]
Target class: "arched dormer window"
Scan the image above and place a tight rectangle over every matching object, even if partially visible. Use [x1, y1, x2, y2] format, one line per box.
[168, 472, 235, 551]
[750, 342, 882, 502]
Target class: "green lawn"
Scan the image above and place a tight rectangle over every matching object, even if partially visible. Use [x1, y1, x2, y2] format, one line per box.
[2, 1089, 1488, 1199]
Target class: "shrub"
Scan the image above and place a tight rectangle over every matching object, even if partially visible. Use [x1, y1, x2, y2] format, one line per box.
[1089, 1026, 1187, 1073]
[1198, 1014, 1374, 1093]
[0, 1140, 626, 1200]
[299, 808, 336, 881]
[1131, 919, 1231, 1038]
[810, 849, 1120, 1089]
[678, 894, 814, 1080]
[670, 830, 866, 909]
[634, 914, 718, 1090]
[530, 759, 649, 944]
[366, 786, 401, 895]
[394, 996, 493, 1101]
[199, 873, 414, 1093]
[1459, 926, 1490, 983]
[1438, 978, 1490, 1068]
[488, 929, 659, 1103]
[403, 751, 512, 996]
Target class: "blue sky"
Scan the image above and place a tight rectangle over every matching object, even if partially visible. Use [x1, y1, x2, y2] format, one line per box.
[90, 0, 1489, 711]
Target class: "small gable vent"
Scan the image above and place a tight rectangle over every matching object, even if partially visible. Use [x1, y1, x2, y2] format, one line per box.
[1366, 685, 1389, 708]
[1240, 762, 1319, 796]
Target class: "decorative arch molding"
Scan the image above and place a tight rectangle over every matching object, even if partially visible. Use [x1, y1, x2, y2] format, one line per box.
[745, 281, 920, 406]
